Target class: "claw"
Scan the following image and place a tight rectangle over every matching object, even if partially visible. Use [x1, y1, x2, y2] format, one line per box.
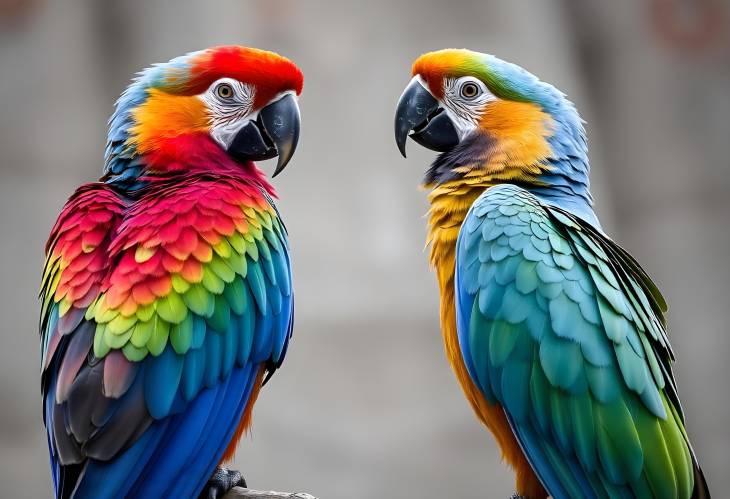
[200, 466, 247, 499]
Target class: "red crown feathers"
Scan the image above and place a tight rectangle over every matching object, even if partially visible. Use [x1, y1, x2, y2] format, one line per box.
[173, 46, 303, 108]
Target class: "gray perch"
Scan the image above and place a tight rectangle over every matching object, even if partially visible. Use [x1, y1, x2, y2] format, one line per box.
[223, 488, 318, 499]
[224, 488, 524, 499]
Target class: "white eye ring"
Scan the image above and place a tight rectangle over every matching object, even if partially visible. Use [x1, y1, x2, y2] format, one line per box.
[460, 81, 481, 100]
[215, 82, 234, 100]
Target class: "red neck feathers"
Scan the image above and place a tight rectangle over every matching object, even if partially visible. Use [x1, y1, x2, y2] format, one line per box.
[141, 132, 276, 197]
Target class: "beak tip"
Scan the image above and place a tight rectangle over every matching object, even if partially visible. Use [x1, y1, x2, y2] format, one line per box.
[271, 154, 290, 178]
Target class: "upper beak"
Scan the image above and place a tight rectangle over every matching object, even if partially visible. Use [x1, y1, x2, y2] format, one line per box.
[227, 93, 301, 177]
[394, 77, 459, 158]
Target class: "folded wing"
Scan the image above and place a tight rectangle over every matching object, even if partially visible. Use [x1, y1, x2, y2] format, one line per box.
[454, 184, 705, 499]
[41, 175, 293, 498]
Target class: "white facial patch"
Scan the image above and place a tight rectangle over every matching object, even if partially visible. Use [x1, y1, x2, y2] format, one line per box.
[441, 76, 496, 140]
[199, 78, 256, 149]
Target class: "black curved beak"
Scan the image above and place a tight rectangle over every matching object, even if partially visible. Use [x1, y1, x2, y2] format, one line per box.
[394, 78, 459, 158]
[227, 93, 300, 177]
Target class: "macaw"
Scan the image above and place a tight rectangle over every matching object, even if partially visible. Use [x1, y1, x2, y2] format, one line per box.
[40, 46, 302, 499]
[394, 49, 710, 499]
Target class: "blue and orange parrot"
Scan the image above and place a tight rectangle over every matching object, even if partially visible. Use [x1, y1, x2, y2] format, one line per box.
[395, 49, 710, 498]
[40, 46, 302, 499]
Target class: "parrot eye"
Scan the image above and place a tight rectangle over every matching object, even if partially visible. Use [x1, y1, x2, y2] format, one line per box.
[460, 82, 480, 99]
[215, 83, 234, 100]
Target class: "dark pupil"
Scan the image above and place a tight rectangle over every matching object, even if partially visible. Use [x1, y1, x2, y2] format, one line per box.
[463, 84, 477, 97]
[218, 85, 232, 98]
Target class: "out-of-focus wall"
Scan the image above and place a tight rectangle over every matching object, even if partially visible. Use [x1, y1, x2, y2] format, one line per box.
[0, 0, 727, 497]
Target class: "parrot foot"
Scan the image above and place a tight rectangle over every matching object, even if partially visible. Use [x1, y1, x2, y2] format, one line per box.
[200, 466, 247, 499]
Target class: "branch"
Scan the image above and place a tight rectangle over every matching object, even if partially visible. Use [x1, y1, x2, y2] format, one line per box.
[223, 487, 318, 499]
[222, 486, 523, 499]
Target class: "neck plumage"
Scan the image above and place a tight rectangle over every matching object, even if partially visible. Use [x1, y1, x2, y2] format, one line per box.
[104, 98, 273, 196]
[102, 134, 273, 197]
[424, 127, 597, 270]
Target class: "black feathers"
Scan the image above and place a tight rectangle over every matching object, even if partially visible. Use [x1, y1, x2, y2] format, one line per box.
[424, 132, 496, 185]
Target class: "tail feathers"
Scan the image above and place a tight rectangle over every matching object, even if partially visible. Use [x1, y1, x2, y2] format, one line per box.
[691, 460, 711, 499]
[67, 364, 258, 499]
[685, 422, 711, 499]
[57, 462, 83, 499]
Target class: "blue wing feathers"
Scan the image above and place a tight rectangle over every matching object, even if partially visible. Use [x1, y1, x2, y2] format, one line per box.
[144, 346, 184, 419]
[237, 306, 255, 365]
[73, 363, 258, 499]
[454, 184, 696, 498]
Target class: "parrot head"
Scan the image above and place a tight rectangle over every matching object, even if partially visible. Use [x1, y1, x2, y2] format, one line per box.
[106, 46, 303, 183]
[394, 49, 591, 208]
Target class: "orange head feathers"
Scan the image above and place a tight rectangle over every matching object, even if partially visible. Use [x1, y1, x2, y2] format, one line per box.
[395, 49, 595, 223]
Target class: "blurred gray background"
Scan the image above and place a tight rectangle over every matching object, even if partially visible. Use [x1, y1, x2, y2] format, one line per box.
[1, 0, 728, 497]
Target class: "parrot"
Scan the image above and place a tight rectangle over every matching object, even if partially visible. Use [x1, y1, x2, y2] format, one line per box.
[39, 46, 302, 499]
[394, 49, 710, 499]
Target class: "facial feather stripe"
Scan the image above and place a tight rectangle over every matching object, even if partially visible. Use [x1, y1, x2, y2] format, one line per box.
[199, 79, 256, 149]
[200, 80, 255, 128]
[441, 77, 496, 140]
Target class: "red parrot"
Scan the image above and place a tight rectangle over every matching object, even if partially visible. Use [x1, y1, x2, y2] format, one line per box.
[40, 46, 302, 499]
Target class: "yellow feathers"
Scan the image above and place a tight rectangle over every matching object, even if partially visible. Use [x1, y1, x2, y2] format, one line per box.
[425, 181, 547, 499]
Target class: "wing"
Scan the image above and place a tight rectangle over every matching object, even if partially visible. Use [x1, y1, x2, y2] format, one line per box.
[42, 175, 293, 499]
[40, 183, 127, 497]
[455, 184, 705, 499]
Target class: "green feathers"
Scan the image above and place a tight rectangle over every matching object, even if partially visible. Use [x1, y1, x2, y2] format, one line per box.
[455, 184, 695, 498]
[87, 212, 289, 365]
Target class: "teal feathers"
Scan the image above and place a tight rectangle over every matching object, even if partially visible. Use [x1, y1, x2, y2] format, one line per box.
[455, 184, 699, 498]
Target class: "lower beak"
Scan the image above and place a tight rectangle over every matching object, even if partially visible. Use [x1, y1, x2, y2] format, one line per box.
[394, 78, 459, 158]
[227, 93, 301, 177]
